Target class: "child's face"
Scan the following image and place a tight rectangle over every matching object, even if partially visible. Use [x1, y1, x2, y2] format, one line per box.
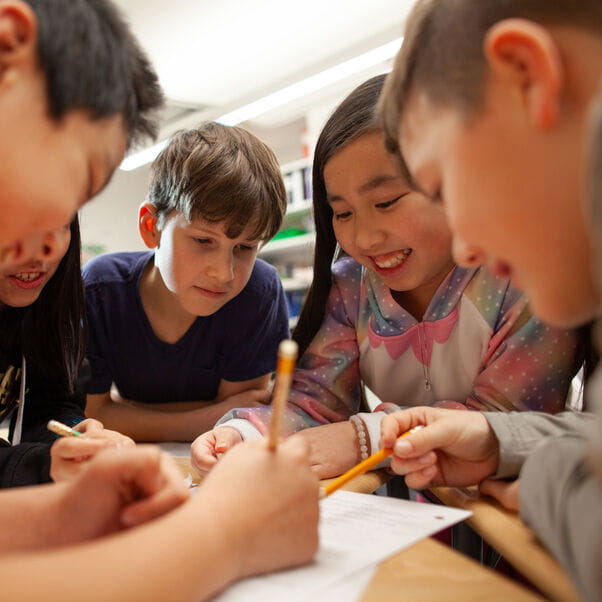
[152, 212, 260, 318]
[325, 131, 454, 306]
[0, 223, 70, 308]
[399, 88, 598, 328]
[0, 76, 126, 267]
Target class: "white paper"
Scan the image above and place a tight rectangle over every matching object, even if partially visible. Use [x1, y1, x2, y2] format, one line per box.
[211, 490, 471, 602]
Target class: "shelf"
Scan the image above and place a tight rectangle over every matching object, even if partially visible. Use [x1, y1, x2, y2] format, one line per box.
[259, 231, 315, 262]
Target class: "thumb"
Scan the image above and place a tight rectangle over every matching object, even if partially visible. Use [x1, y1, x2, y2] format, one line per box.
[214, 427, 242, 454]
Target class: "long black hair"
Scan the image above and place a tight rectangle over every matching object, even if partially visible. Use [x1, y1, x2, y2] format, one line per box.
[293, 74, 387, 357]
[1, 217, 86, 392]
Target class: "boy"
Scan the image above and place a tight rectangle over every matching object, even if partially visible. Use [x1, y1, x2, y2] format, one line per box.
[0, 1, 319, 599]
[84, 123, 290, 441]
[377, 1, 601, 599]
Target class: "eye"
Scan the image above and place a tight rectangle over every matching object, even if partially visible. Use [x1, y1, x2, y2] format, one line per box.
[375, 196, 401, 210]
[236, 243, 257, 252]
[194, 237, 212, 245]
[333, 210, 352, 221]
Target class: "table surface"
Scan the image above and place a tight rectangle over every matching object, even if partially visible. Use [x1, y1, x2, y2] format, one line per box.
[173, 458, 547, 600]
[430, 486, 579, 602]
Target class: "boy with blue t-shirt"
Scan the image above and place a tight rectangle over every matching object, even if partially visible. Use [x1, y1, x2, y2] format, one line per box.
[84, 123, 289, 441]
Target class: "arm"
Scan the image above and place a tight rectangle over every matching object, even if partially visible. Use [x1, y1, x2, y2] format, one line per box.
[86, 374, 271, 442]
[0, 440, 51, 487]
[0, 439, 319, 602]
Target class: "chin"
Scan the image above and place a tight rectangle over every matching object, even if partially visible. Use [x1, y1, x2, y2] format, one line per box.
[531, 294, 599, 329]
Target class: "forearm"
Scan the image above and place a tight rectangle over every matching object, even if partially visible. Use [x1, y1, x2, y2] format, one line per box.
[486, 410, 595, 478]
[520, 435, 602, 601]
[0, 495, 235, 602]
[89, 399, 240, 442]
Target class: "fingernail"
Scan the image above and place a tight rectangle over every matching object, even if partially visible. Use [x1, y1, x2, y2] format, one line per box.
[394, 440, 412, 456]
[215, 444, 227, 453]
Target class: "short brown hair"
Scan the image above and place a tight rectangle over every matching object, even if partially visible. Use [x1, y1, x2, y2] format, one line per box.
[148, 123, 286, 241]
[379, 0, 602, 173]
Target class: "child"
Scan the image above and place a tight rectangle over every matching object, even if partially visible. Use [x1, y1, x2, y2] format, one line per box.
[83, 123, 290, 442]
[376, 1, 602, 599]
[191, 74, 582, 479]
[0, 1, 319, 599]
[0, 216, 132, 487]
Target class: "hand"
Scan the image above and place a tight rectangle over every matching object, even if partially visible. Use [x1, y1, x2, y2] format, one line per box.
[190, 427, 243, 475]
[380, 407, 500, 490]
[479, 479, 520, 511]
[198, 437, 319, 578]
[291, 421, 359, 479]
[49, 418, 135, 482]
[54, 446, 189, 543]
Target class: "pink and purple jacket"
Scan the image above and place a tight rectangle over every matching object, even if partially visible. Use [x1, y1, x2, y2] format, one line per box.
[218, 257, 581, 451]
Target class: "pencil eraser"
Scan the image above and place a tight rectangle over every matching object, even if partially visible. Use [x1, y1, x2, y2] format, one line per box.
[278, 339, 298, 359]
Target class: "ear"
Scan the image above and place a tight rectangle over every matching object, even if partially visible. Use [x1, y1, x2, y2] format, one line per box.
[0, 2, 37, 76]
[138, 202, 160, 249]
[484, 19, 563, 129]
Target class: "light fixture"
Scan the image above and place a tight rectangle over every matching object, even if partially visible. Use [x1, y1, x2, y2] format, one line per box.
[119, 37, 402, 171]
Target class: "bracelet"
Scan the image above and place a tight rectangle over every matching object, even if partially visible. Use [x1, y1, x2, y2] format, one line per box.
[349, 414, 369, 462]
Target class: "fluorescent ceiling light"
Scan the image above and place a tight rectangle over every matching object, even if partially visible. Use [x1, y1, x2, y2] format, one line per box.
[216, 37, 402, 126]
[119, 37, 402, 171]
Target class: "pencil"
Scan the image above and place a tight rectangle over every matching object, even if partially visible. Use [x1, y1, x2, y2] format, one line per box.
[320, 425, 423, 497]
[47, 419, 83, 438]
[267, 339, 298, 451]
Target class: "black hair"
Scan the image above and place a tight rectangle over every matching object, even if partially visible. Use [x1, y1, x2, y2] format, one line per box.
[293, 74, 386, 357]
[1, 217, 86, 392]
[27, 0, 164, 148]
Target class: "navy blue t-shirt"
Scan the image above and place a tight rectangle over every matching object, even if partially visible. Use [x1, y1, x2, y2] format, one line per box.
[83, 251, 289, 403]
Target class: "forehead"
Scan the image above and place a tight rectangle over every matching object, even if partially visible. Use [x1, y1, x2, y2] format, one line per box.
[183, 214, 262, 241]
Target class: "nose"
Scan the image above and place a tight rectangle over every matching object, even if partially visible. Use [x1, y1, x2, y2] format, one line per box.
[354, 219, 385, 253]
[452, 236, 486, 267]
[5, 228, 69, 267]
[207, 251, 234, 285]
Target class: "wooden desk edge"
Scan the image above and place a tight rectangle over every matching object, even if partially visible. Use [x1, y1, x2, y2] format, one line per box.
[430, 486, 579, 602]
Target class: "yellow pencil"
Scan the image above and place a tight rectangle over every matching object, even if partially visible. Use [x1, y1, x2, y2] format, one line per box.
[47, 419, 83, 438]
[321, 425, 423, 497]
[267, 339, 298, 451]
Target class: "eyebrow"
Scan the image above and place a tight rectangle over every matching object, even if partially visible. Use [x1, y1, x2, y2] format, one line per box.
[327, 174, 402, 203]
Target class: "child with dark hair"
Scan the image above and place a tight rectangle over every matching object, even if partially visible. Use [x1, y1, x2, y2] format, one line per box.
[0, 2, 318, 599]
[0, 217, 132, 487]
[84, 122, 290, 442]
[191, 74, 582, 480]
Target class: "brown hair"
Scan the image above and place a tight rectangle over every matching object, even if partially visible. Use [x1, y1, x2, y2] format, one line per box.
[379, 0, 602, 176]
[148, 123, 286, 241]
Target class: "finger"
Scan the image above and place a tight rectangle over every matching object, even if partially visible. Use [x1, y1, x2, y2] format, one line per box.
[76, 418, 105, 435]
[121, 455, 189, 526]
[380, 409, 428, 449]
[391, 418, 457, 460]
[213, 427, 242, 454]
[51, 436, 111, 460]
[190, 448, 218, 475]
[389, 451, 437, 476]
[479, 479, 519, 511]
[404, 465, 438, 490]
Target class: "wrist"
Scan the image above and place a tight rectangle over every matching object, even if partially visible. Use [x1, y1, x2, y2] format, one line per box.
[349, 415, 370, 462]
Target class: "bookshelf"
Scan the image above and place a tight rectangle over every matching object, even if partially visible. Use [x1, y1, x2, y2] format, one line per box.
[259, 157, 315, 327]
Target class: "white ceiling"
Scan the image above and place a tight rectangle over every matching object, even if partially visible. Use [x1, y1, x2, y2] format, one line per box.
[113, 0, 415, 134]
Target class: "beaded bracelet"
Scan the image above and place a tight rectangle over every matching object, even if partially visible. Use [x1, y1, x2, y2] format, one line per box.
[349, 414, 369, 462]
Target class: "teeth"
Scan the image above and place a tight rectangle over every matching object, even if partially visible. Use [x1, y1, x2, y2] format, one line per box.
[14, 272, 41, 282]
[373, 249, 411, 269]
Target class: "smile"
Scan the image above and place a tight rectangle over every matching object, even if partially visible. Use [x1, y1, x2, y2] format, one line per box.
[372, 249, 412, 269]
[13, 272, 43, 282]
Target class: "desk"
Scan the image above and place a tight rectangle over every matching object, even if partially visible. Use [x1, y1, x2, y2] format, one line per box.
[430, 486, 579, 602]
[172, 456, 543, 600]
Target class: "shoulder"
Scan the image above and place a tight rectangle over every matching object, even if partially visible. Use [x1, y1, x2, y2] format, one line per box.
[83, 251, 152, 287]
[332, 256, 363, 286]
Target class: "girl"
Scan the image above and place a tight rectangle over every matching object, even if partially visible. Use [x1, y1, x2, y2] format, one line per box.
[191, 74, 582, 478]
[0, 216, 132, 486]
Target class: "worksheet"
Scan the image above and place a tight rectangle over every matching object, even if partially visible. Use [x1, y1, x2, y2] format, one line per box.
[211, 490, 471, 602]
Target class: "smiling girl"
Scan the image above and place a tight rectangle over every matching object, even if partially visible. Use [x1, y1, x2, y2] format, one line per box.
[191, 75, 582, 478]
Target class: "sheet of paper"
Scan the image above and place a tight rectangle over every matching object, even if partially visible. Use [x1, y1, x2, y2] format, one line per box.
[211, 490, 471, 602]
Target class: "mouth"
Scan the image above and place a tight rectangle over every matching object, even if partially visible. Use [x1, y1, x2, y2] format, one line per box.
[9, 271, 45, 289]
[371, 249, 412, 270]
[195, 286, 229, 299]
